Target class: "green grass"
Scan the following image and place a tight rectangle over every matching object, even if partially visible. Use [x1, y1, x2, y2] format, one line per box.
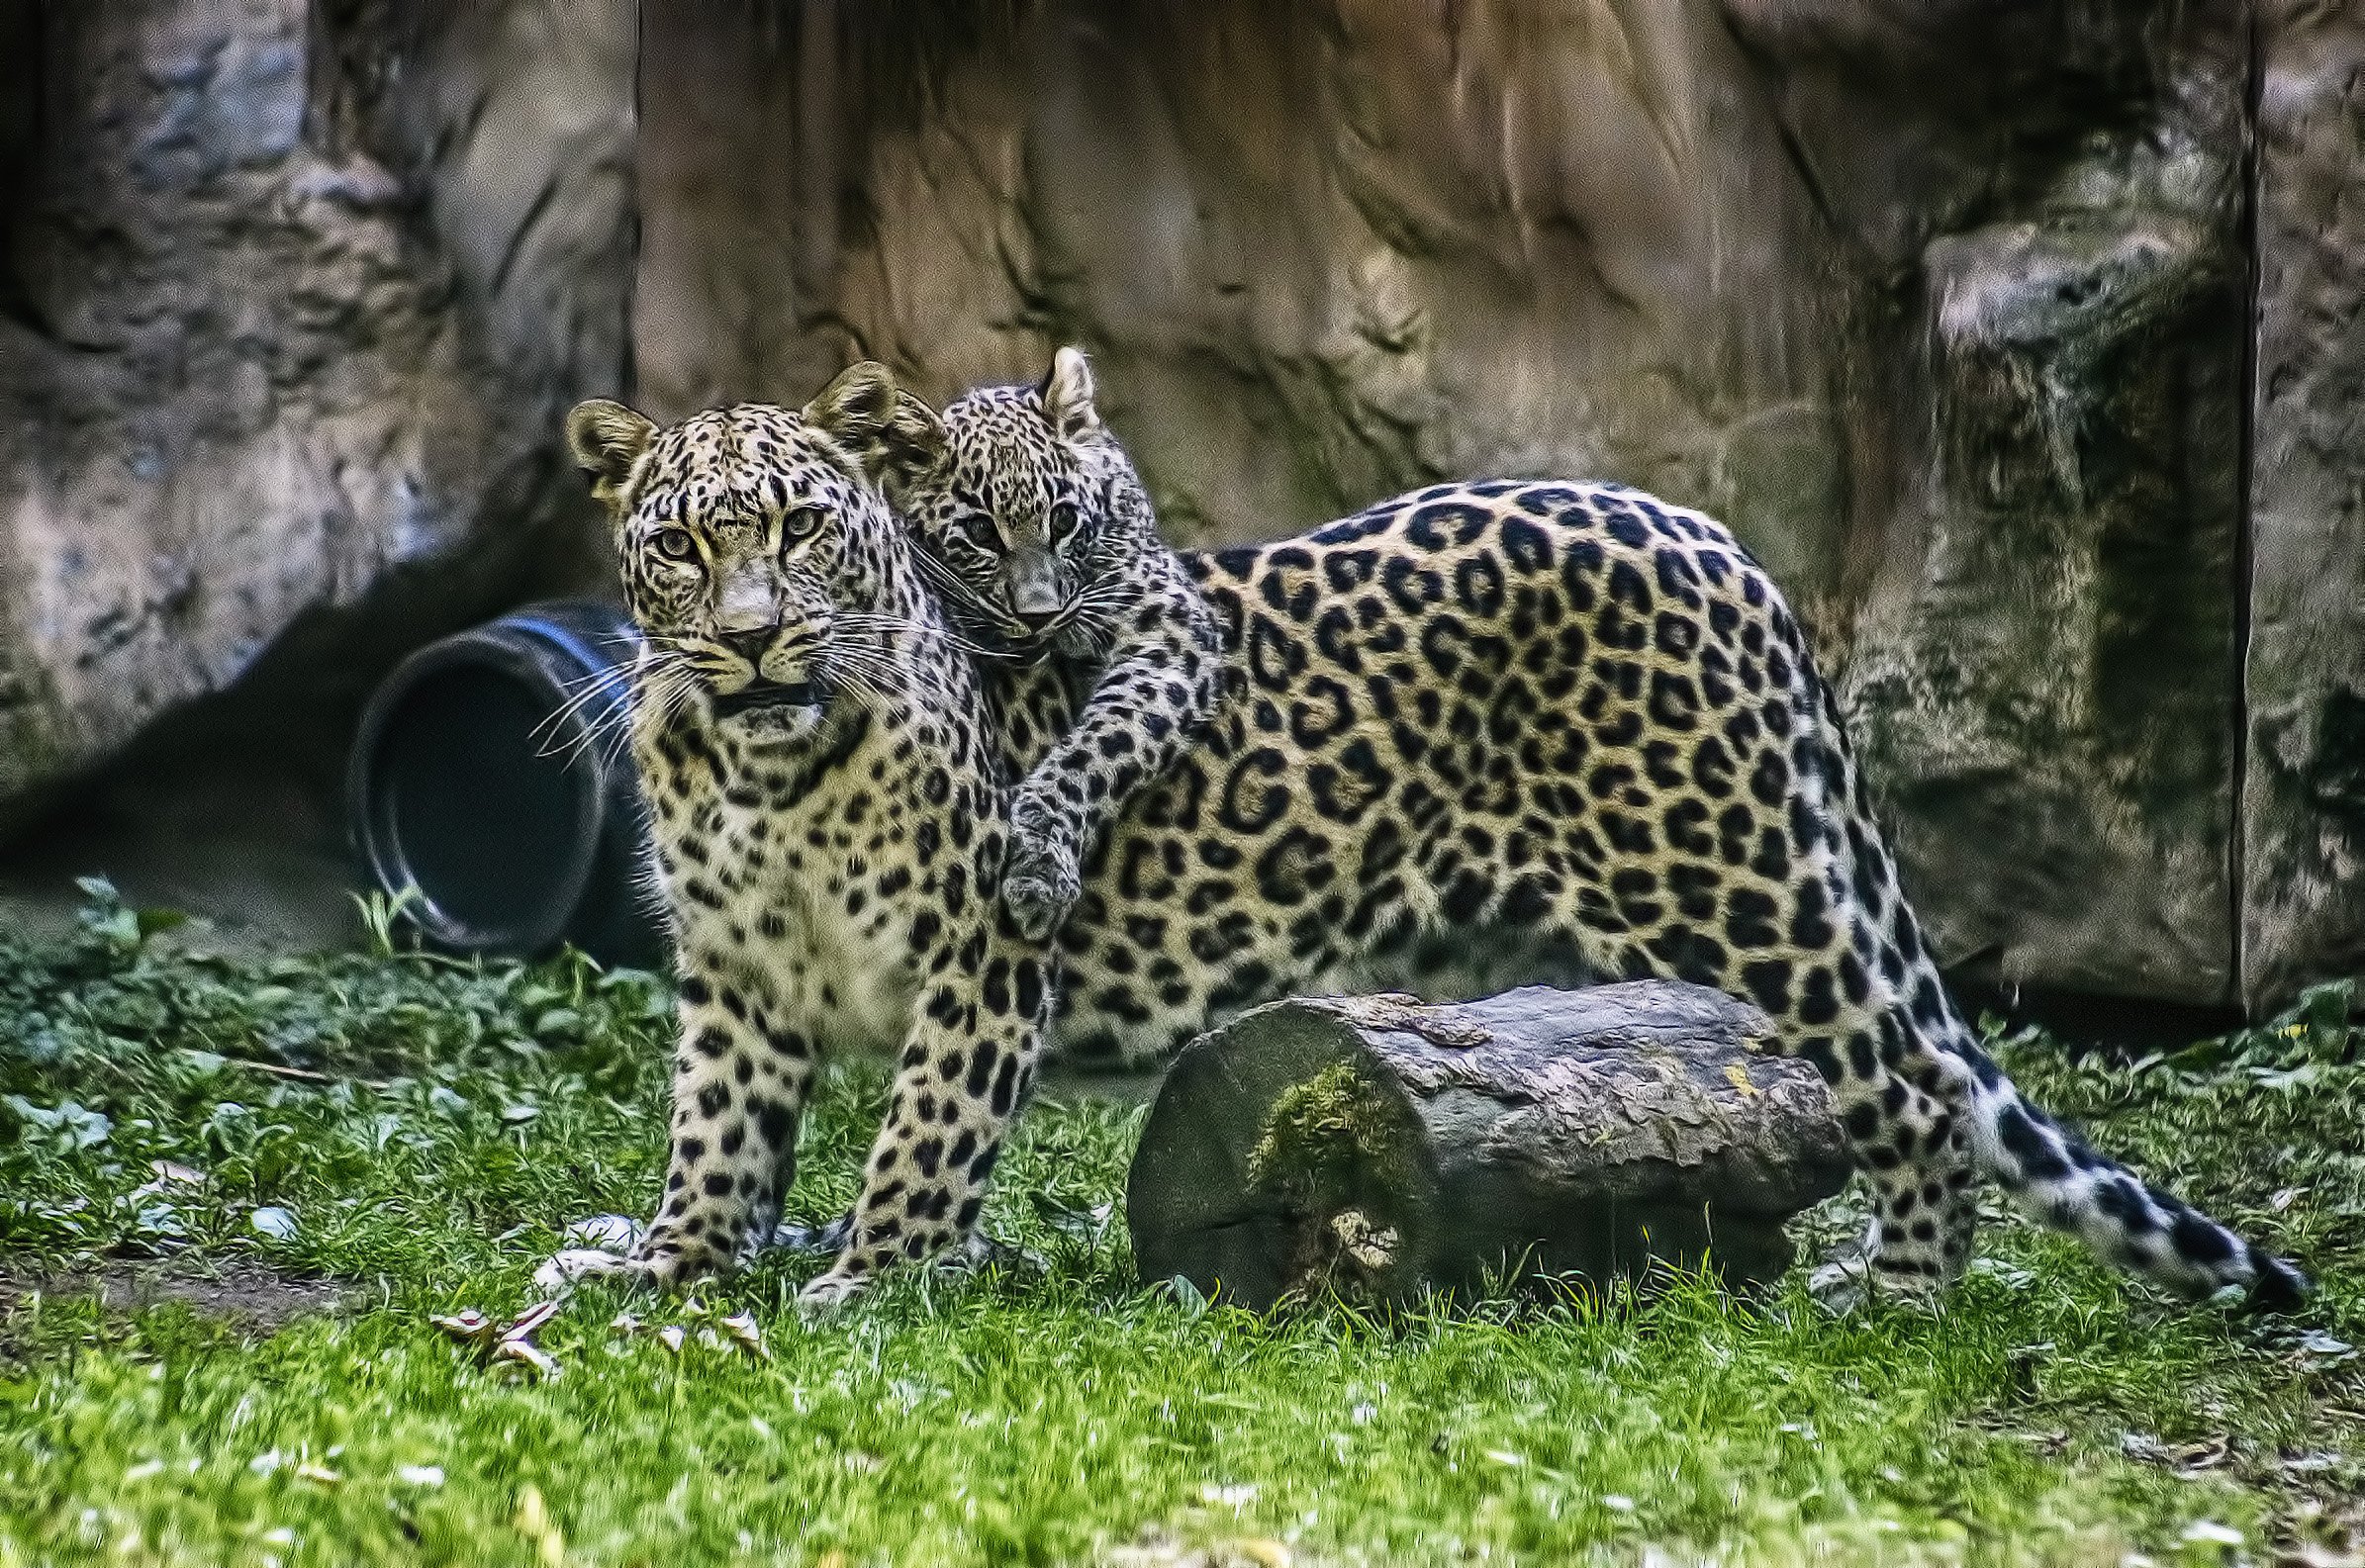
[1, 882, 2360, 1565]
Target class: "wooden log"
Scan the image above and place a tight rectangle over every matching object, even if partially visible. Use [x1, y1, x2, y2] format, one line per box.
[1126, 982, 1849, 1309]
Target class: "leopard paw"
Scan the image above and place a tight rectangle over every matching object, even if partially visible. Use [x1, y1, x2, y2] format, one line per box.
[940, 1230, 1048, 1277]
[796, 1267, 873, 1315]
[533, 1247, 654, 1295]
[1806, 1253, 1871, 1317]
[768, 1212, 854, 1256]
[1002, 823, 1082, 944]
[1807, 1248, 1945, 1316]
[532, 1213, 650, 1294]
[628, 1229, 734, 1291]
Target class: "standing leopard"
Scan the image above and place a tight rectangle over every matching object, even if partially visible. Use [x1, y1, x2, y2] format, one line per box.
[561, 365, 1059, 1307]
[890, 351, 2306, 1310]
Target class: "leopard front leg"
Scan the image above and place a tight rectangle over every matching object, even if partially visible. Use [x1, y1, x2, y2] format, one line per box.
[1001, 568, 1220, 943]
[633, 955, 817, 1286]
[799, 933, 1052, 1309]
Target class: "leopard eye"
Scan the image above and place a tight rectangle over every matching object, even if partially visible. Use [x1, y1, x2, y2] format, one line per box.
[1048, 501, 1081, 543]
[652, 528, 698, 564]
[784, 507, 825, 542]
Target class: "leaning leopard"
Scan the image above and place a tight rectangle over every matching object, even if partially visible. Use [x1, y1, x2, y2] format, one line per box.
[895, 352, 2306, 1309]
[561, 365, 1060, 1307]
[906, 347, 1224, 944]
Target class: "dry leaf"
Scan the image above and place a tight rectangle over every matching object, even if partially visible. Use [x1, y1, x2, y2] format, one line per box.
[504, 1300, 562, 1343]
[721, 1312, 771, 1359]
[429, 1310, 497, 1348]
[492, 1337, 562, 1380]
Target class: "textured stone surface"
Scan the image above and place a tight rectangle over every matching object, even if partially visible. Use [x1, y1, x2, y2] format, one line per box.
[2242, 0, 2365, 1011]
[12, 0, 2365, 1011]
[635, 0, 2257, 1006]
[0, 0, 633, 834]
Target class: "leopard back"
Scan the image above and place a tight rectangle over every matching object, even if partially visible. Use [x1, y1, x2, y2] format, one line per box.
[902, 373, 2306, 1313]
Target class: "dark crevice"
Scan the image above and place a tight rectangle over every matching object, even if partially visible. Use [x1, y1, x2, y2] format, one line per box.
[2229, 0, 2265, 1011]
[620, 0, 642, 406]
[0, 0, 46, 336]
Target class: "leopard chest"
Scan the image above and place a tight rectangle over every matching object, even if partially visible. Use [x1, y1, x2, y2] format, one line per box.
[648, 753, 932, 1057]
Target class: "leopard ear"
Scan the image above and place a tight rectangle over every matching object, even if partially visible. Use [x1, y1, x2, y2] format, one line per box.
[1037, 345, 1100, 440]
[804, 360, 946, 495]
[565, 399, 657, 507]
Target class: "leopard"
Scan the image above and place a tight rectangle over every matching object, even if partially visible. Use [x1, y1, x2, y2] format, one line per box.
[888, 348, 2308, 1311]
[561, 363, 1061, 1308]
[904, 347, 1225, 945]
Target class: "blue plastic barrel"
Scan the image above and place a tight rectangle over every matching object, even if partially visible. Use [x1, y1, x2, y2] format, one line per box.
[345, 600, 666, 968]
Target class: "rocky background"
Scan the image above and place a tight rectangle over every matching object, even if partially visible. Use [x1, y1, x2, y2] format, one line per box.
[3, 0, 2363, 1021]
[0, 0, 634, 937]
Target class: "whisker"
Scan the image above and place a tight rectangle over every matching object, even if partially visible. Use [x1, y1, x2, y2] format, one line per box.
[834, 613, 1015, 663]
[902, 543, 1032, 637]
[532, 664, 639, 750]
[534, 647, 691, 760]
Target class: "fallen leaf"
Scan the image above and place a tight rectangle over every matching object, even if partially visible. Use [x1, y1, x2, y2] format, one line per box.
[516, 1483, 565, 1568]
[720, 1312, 770, 1359]
[2278, 1450, 2341, 1474]
[492, 1338, 561, 1381]
[503, 1301, 562, 1344]
[429, 1310, 497, 1348]
[2296, 1331, 2355, 1364]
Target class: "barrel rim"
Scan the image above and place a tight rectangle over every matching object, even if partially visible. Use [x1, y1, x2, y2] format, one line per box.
[346, 614, 616, 955]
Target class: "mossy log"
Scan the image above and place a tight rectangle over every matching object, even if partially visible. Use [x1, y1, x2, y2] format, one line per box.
[1126, 982, 1849, 1308]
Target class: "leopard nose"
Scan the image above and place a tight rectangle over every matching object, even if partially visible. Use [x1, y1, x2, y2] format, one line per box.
[718, 626, 773, 664]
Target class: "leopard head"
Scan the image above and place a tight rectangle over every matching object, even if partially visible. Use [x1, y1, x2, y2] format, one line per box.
[904, 346, 1159, 658]
[564, 362, 945, 747]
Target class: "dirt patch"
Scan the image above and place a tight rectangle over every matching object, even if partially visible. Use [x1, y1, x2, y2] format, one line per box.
[0, 1263, 347, 1332]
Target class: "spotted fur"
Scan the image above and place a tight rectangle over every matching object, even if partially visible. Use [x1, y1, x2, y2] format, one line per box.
[900, 348, 1223, 942]
[896, 356, 2308, 1310]
[563, 367, 1052, 1307]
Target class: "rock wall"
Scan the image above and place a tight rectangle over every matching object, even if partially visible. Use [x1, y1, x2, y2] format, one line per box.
[7, 0, 2364, 1014]
[634, 0, 2283, 1009]
[2242, 0, 2365, 1010]
[0, 0, 634, 836]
